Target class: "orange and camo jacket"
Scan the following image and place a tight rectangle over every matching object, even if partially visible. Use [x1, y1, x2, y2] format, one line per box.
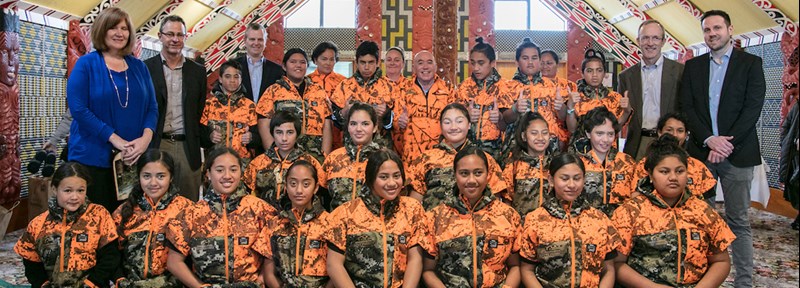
[612, 179, 736, 287]
[386, 75, 413, 158]
[166, 188, 276, 285]
[424, 188, 521, 288]
[256, 77, 330, 141]
[632, 156, 716, 197]
[244, 146, 324, 208]
[15, 202, 119, 288]
[573, 79, 630, 126]
[330, 70, 396, 129]
[574, 145, 636, 216]
[326, 192, 428, 288]
[320, 139, 381, 209]
[394, 76, 455, 168]
[520, 194, 621, 288]
[507, 71, 569, 144]
[113, 192, 192, 285]
[201, 86, 257, 159]
[502, 152, 551, 218]
[308, 69, 347, 150]
[456, 70, 514, 143]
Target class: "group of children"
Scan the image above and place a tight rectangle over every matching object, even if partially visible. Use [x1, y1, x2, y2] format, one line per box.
[15, 37, 735, 288]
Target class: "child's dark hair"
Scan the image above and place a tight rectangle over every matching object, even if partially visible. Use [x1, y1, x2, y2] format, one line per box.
[356, 41, 380, 61]
[282, 48, 308, 66]
[454, 145, 489, 171]
[582, 106, 620, 134]
[581, 49, 606, 72]
[548, 153, 586, 175]
[540, 49, 559, 64]
[51, 162, 92, 188]
[470, 37, 496, 62]
[644, 134, 688, 174]
[286, 159, 319, 185]
[364, 149, 404, 191]
[118, 149, 176, 235]
[345, 102, 379, 139]
[204, 147, 244, 176]
[512, 112, 549, 160]
[311, 41, 339, 63]
[439, 102, 471, 123]
[515, 37, 541, 61]
[656, 112, 688, 132]
[219, 59, 243, 76]
[270, 110, 302, 137]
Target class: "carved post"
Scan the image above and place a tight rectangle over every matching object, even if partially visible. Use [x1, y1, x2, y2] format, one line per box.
[264, 16, 285, 64]
[356, 0, 382, 50]
[0, 9, 20, 205]
[677, 49, 693, 64]
[67, 19, 90, 78]
[781, 31, 799, 121]
[412, 0, 434, 55]
[468, 0, 495, 49]
[434, 0, 457, 86]
[566, 20, 592, 82]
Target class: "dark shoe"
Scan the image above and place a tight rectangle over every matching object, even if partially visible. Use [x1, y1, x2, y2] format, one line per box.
[792, 216, 799, 231]
[41, 152, 56, 177]
[26, 150, 47, 174]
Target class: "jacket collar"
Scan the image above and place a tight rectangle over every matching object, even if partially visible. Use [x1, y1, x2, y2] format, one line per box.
[278, 196, 326, 225]
[354, 67, 383, 87]
[276, 76, 313, 93]
[47, 197, 89, 224]
[266, 144, 305, 163]
[542, 190, 590, 219]
[445, 186, 495, 215]
[136, 188, 179, 212]
[211, 82, 246, 104]
[343, 136, 381, 161]
[512, 69, 544, 86]
[360, 185, 400, 219]
[471, 68, 502, 91]
[636, 177, 693, 209]
[433, 139, 472, 154]
[203, 185, 248, 215]
[576, 79, 609, 100]
[572, 137, 619, 165]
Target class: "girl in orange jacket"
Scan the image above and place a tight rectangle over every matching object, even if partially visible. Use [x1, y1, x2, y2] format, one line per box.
[260, 160, 332, 287]
[408, 103, 508, 210]
[613, 136, 735, 287]
[166, 148, 275, 287]
[326, 149, 427, 288]
[503, 112, 558, 218]
[201, 61, 257, 161]
[564, 49, 632, 135]
[113, 149, 193, 287]
[320, 103, 382, 210]
[244, 111, 324, 208]
[456, 37, 515, 164]
[572, 107, 636, 216]
[631, 113, 716, 199]
[308, 42, 347, 151]
[422, 146, 522, 288]
[519, 153, 620, 288]
[15, 162, 120, 288]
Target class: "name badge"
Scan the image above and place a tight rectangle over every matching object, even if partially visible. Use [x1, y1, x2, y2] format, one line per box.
[488, 239, 498, 248]
[76, 233, 89, 243]
[586, 244, 597, 252]
[398, 235, 407, 245]
[156, 233, 166, 242]
[238, 236, 249, 245]
[309, 240, 322, 249]
[691, 232, 701, 240]
[616, 174, 625, 180]
[688, 178, 694, 185]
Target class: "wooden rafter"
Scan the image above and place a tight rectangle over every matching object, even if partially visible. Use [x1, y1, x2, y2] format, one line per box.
[135, 0, 184, 38]
[750, 0, 797, 36]
[614, 0, 687, 54]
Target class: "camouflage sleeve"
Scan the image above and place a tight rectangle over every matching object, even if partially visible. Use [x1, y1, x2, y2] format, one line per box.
[603, 215, 623, 257]
[14, 215, 45, 262]
[423, 210, 438, 257]
[509, 210, 523, 253]
[519, 213, 539, 262]
[255, 86, 275, 118]
[319, 156, 332, 188]
[610, 205, 635, 256]
[405, 201, 429, 249]
[252, 220, 274, 259]
[325, 205, 348, 251]
[502, 163, 516, 200]
[96, 206, 120, 247]
[692, 159, 717, 196]
[243, 157, 259, 191]
[632, 160, 647, 189]
[200, 98, 212, 125]
[329, 82, 348, 128]
[487, 154, 509, 199]
[409, 156, 427, 196]
[495, 81, 515, 110]
[704, 205, 736, 255]
[166, 208, 192, 256]
[246, 101, 258, 126]
[309, 156, 326, 187]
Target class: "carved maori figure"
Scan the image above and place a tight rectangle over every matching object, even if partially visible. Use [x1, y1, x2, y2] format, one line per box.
[412, 0, 434, 55]
[434, 0, 457, 86]
[0, 11, 20, 205]
[781, 31, 799, 120]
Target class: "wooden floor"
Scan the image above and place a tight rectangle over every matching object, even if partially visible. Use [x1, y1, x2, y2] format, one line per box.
[751, 188, 799, 219]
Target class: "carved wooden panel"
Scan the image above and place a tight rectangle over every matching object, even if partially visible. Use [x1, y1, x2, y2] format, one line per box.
[434, 0, 457, 86]
[0, 10, 20, 205]
[356, 0, 382, 50]
[412, 0, 433, 55]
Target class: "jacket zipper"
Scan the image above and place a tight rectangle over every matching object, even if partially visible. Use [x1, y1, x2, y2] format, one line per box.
[380, 201, 388, 288]
[59, 209, 67, 272]
[294, 208, 305, 276]
[468, 199, 479, 286]
[222, 196, 230, 283]
[538, 156, 545, 206]
[351, 147, 362, 200]
[566, 205, 576, 288]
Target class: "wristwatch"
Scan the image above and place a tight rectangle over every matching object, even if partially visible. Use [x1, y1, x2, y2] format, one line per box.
[567, 108, 575, 115]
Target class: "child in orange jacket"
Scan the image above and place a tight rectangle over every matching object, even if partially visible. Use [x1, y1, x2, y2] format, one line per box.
[201, 61, 257, 161]
[503, 112, 558, 218]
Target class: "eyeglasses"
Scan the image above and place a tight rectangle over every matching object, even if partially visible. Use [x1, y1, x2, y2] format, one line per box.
[639, 36, 663, 43]
[160, 32, 186, 39]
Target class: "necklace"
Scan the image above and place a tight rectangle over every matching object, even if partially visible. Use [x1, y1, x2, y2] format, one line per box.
[107, 60, 129, 108]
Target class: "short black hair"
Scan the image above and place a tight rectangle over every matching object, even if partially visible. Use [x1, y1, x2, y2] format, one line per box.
[644, 134, 688, 174]
[701, 10, 731, 27]
[656, 112, 688, 132]
[311, 41, 339, 63]
[364, 149, 404, 191]
[582, 106, 620, 133]
[470, 37, 496, 62]
[159, 15, 186, 32]
[51, 162, 92, 188]
[219, 59, 243, 76]
[581, 48, 606, 72]
[454, 145, 489, 172]
[270, 110, 302, 137]
[540, 50, 559, 64]
[515, 37, 541, 61]
[286, 159, 319, 186]
[282, 48, 308, 66]
[549, 153, 586, 175]
[356, 41, 380, 61]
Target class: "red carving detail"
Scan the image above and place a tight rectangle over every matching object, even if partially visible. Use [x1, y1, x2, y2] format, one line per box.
[356, 0, 382, 49]
[264, 15, 285, 64]
[0, 28, 20, 205]
[781, 31, 799, 121]
[567, 21, 592, 82]
[67, 20, 89, 79]
[434, 0, 457, 86]
[412, 0, 434, 55]
[467, 0, 494, 49]
[677, 49, 694, 64]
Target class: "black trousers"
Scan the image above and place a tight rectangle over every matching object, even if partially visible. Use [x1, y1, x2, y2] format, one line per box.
[84, 164, 122, 213]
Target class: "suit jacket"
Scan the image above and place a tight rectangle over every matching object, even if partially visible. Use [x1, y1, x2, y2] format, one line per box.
[235, 55, 284, 155]
[680, 49, 765, 167]
[618, 57, 683, 157]
[145, 55, 209, 170]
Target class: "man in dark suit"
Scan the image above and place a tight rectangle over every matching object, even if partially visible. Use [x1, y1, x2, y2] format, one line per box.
[618, 19, 683, 160]
[235, 23, 284, 155]
[681, 10, 765, 287]
[145, 15, 208, 201]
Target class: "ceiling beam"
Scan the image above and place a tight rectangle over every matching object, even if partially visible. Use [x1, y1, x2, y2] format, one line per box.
[614, 0, 687, 54]
[135, 0, 184, 38]
[749, 0, 797, 36]
[78, 0, 123, 36]
[541, 0, 641, 67]
[186, 0, 233, 37]
[202, 0, 308, 74]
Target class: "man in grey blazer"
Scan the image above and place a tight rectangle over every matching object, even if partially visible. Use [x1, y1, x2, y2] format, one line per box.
[618, 19, 683, 160]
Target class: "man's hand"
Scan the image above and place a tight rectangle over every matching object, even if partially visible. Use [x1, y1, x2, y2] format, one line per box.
[707, 149, 727, 163]
[621, 91, 631, 112]
[706, 135, 734, 157]
[566, 87, 580, 109]
[397, 107, 409, 130]
[375, 98, 388, 117]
